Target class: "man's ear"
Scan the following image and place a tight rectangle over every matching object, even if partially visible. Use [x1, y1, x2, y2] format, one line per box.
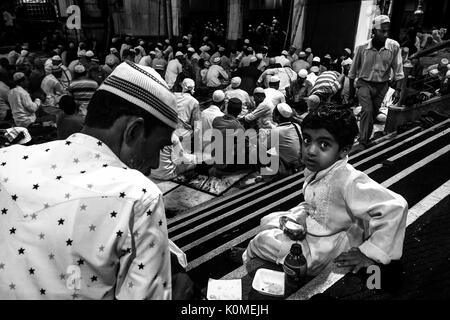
[123, 117, 146, 147]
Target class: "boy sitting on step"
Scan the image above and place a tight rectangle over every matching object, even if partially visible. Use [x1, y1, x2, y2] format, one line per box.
[238, 106, 408, 275]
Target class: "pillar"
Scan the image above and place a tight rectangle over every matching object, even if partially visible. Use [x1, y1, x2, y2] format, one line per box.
[290, 0, 307, 49]
[171, 0, 181, 37]
[227, 0, 243, 45]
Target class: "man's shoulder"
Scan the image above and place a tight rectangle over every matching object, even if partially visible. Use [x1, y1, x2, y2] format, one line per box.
[386, 38, 401, 50]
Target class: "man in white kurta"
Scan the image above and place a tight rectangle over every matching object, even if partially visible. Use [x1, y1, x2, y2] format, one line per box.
[243, 157, 408, 276]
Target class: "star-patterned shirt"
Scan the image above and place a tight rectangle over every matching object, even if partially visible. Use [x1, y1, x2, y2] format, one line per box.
[0, 133, 171, 300]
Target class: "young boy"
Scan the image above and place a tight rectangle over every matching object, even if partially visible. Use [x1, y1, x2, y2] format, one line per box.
[241, 106, 408, 276]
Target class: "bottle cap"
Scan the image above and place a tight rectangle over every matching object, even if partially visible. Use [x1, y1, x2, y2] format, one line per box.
[290, 243, 303, 256]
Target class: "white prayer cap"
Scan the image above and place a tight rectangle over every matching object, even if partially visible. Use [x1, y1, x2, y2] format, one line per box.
[231, 77, 242, 88]
[74, 64, 86, 74]
[298, 69, 308, 78]
[182, 78, 195, 91]
[298, 51, 307, 58]
[213, 56, 221, 64]
[269, 75, 280, 83]
[373, 15, 390, 29]
[344, 48, 352, 55]
[281, 50, 289, 56]
[276, 103, 293, 118]
[244, 39, 250, 44]
[212, 90, 225, 103]
[253, 87, 265, 95]
[256, 53, 263, 60]
[187, 47, 195, 53]
[313, 56, 321, 62]
[175, 51, 184, 57]
[99, 61, 178, 129]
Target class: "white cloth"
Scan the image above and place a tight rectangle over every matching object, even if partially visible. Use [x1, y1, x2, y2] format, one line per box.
[174, 92, 200, 140]
[41, 74, 65, 107]
[165, 59, 182, 90]
[7, 86, 38, 127]
[264, 88, 286, 108]
[0, 133, 171, 299]
[201, 105, 224, 150]
[244, 98, 275, 130]
[244, 158, 408, 275]
[258, 67, 297, 95]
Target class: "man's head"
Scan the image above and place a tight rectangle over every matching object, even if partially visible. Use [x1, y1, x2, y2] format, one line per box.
[253, 87, 266, 105]
[212, 90, 226, 110]
[231, 77, 241, 89]
[273, 102, 293, 124]
[74, 64, 86, 79]
[182, 78, 195, 94]
[227, 98, 242, 118]
[289, 45, 297, 55]
[307, 94, 321, 111]
[83, 62, 177, 176]
[310, 66, 320, 75]
[298, 69, 308, 83]
[85, 50, 94, 61]
[269, 76, 280, 89]
[13, 72, 27, 87]
[372, 15, 390, 43]
[301, 106, 358, 172]
[175, 51, 184, 62]
[51, 64, 63, 79]
[343, 48, 351, 59]
[59, 95, 78, 115]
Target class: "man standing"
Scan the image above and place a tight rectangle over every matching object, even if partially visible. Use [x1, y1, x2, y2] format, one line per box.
[174, 78, 201, 152]
[165, 52, 184, 91]
[349, 15, 404, 152]
[0, 61, 176, 300]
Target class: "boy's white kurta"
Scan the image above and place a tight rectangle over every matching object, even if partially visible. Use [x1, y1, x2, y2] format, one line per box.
[244, 158, 408, 276]
[0, 133, 171, 299]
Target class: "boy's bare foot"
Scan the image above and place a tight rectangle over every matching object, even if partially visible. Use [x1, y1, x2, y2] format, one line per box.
[230, 247, 246, 264]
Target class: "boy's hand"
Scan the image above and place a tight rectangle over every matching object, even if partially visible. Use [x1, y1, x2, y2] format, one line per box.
[334, 247, 375, 273]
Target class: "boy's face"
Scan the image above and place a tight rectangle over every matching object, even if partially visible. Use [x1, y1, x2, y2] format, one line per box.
[301, 128, 348, 172]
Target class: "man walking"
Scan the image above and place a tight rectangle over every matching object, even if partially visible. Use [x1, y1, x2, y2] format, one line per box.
[348, 15, 404, 152]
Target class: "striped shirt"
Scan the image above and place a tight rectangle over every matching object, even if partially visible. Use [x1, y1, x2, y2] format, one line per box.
[310, 71, 342, 98]
[68, 78, 99, 116]
[349, 38, 404, 83]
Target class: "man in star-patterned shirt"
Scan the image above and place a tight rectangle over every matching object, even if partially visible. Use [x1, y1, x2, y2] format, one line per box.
[0, 62, 178, 299]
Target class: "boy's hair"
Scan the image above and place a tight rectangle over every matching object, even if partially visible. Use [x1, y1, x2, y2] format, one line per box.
[301, 106, 359, 149]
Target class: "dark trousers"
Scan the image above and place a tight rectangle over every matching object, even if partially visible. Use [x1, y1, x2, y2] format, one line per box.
[356, 79, 389, 146]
